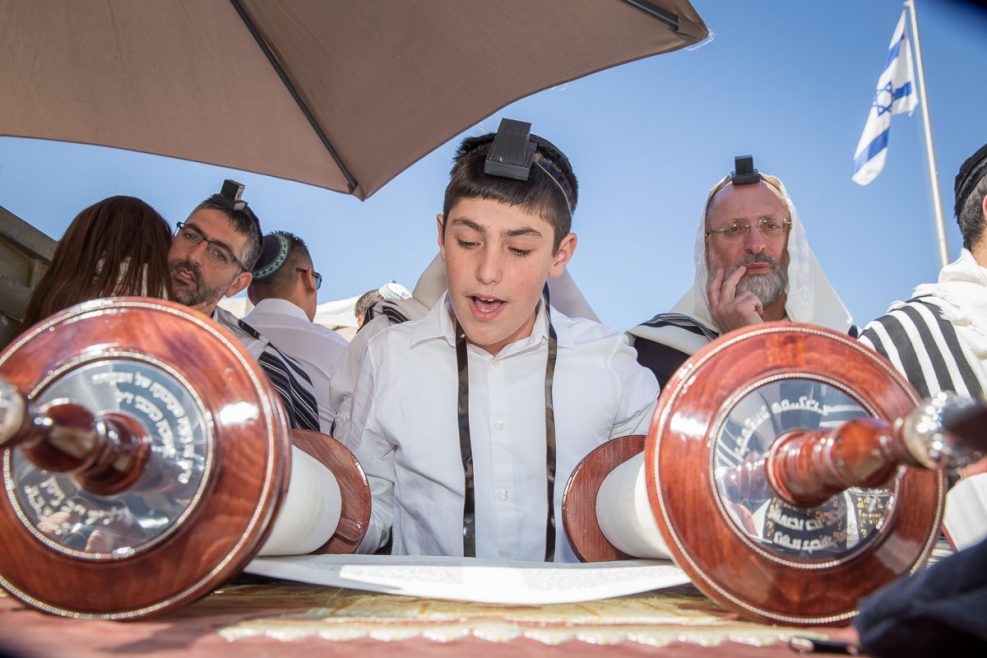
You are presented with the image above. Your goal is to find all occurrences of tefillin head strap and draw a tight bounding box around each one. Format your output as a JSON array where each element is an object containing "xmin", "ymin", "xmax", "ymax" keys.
[
  {"xmin": 533, "ymin": 157, "xmax": 573, "ymax": 216},
  {"xmin": 453, "ymin": 284, "xmax": 559, "ymax": 562},
  {"xmin": 253, "ymin": 232, "xmax": 291, "ymax": 280}
]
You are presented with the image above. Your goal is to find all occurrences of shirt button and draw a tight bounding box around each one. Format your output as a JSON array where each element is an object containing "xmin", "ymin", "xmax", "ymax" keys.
[
  {"xmin": 491, "ymin": 360, "xmax": 500, "ymax": 368},
  {"xmin": 498, "ymin": 489, "xmax": 509, "ymax": 501},
  {"xmin": 494, "ymin": 421, "xmax": 504, "ymax": 431}
]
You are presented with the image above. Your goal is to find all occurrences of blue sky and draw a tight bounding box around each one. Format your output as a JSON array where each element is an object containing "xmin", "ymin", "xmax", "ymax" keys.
[{"xmin": 2, "ymin": 0, "xmax": 986, "ymax": 332}]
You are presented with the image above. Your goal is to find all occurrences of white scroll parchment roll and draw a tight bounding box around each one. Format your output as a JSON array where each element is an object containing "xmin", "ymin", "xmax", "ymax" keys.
[
  {"xmin": 596, "ymin": 452, "xmax": 671, "ymax": 559},
  {"xmin": 259, "ymin": 446, "xmax": 342, "ymax": 556}
]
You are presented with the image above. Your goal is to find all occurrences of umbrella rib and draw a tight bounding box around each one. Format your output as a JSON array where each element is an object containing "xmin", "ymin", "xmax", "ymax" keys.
[
  {"xmin": 619, "ymin": 0, "xmax": 679, "ymax": 30},
  {"xmin": 228, "ymin": 0, "xmax": 360, "ymax": 195}
]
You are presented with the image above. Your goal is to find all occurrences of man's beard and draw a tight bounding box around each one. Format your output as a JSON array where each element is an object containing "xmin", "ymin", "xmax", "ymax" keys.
[
  {"xmin": 168, "ymin": 259, "xmax": 229, "ymax": 309},
  {"xmin": 734, "ymin": 253, "xmax": 787, "ymax": 306}
]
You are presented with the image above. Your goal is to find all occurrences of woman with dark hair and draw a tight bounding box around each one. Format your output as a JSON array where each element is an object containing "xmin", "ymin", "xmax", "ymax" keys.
[{"xmin": 21, "ymin": 195, "xmax": 172, "ymax": 327}]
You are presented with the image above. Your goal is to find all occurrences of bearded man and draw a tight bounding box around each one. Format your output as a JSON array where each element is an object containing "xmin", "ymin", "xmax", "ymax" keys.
[
  {"xmin": 629, "ymin": 156, "xmax": 854, "ymax": 387},
  {"xmin": 168, "ymin": 180, "xmax": 321, "ymax": 431}
]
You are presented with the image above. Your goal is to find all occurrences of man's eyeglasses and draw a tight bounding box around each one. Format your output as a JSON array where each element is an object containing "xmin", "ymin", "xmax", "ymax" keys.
[
  {"xmin": 296, "ymin": 268, "xmax": 323, "ymax": 290},
  {"xmin": 705, "ymin": 217, "xmax": 791, "ymax": 241},
  {"xmin": 175, "ymin": 222, "xmax": 249, "ymax": 270}
]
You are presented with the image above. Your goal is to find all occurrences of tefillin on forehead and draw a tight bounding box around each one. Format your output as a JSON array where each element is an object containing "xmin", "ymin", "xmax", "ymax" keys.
[
  {"xmin": 208, "ymin": 179, "xmax": 261, "ymax": 229},
  {"xmin": 730, "ymin": 155, "xmax": 761, "ymax": 186},
  {"xmin": 483, "ymin": 118, "xmax": 574, "ymax": 213},
  {"xmin": 707, "ymin": 155, "xmax": 771, "ymax": 205}
]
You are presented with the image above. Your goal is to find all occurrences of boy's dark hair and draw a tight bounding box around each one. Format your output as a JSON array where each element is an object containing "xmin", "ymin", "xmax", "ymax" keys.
[
  {"xmin": 248, "ymin": 231, "xmax": 311, "ymax": 299},
  {"xmin": 191, "ymin": 198, "xmax": 263, "ymax": 270},
  {"xmin": 442, "ymin": 132, "xmax": 578, "ymax": 252},
  {"xmin": 955, "ymin": 144, "xmax": 987, "ymax": 250}
]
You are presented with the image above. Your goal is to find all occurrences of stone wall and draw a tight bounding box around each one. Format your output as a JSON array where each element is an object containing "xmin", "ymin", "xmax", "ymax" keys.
[{"xmin": 0, "ymin": 206, "xmax": 54, "ymax": 349}]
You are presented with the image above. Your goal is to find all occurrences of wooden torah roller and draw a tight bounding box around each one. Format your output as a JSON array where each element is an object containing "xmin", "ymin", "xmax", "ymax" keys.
[
  {"xmin": 0, "ymin": 297, "xmax": 370, "ymax": 619},
  {"xmin": 563, "ymin": 322, "xmax": 987, "ymax": 626}
]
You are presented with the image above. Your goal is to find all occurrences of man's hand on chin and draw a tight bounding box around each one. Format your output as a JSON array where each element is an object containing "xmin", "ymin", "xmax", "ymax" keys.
[{"xmin": 707, "ymin": 266, "xmax": 764, "ymax": 335}]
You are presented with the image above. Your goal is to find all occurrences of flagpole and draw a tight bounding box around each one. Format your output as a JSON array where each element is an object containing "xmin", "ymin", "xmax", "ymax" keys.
[{"xmin": 905, "ymin": 0, "xmax": 950, "ymax": 267}]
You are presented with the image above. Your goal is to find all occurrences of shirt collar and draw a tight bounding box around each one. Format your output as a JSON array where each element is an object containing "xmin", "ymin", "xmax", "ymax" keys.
[
  {"xmin": 250, "ymin": 297, "xmax": 309, "ymax": 321},
  {"xmin": 409, "ymin": 291, "xmax": 456, "ymax": 348},
  {"xmin": 211, "ymin": 305, "xmax": 233, "ymax": 324}
]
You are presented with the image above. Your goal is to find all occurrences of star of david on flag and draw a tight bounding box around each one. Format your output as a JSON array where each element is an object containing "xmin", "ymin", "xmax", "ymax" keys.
[{"xmin": 852, "ymin": 10, "xmax": 918, "ymax": 186}]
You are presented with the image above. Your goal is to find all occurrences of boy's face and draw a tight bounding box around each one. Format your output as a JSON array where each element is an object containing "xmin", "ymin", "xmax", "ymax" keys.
[{"xmin": 438, "ymin": 197, "xmax": 576, "ymax": 356}]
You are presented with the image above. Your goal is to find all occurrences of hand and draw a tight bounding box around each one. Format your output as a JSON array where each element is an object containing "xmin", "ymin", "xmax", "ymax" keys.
[
  {"xmin": 960, "ymin": 455, "xmax": 987, "ymax": 478},
  {"xmin": 707, "ymin": 266, "xmax": 764, "ymax": 335}
]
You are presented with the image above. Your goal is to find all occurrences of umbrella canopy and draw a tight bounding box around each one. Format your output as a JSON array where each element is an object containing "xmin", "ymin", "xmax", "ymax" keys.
[{"xmin": 0, "ymin": 0, "xmax": 706, "ymax": 199}]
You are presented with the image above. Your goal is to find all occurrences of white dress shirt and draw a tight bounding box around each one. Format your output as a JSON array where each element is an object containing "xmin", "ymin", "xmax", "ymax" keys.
[
  {"xmin": 344, "ymin": 293, "xmax": 660, "ymax": 562},
  {"xmin": 245, "ymin": 298, "xmax": 349, "ymax": 433},
  {"xmin": 329, "ymin": 314, "xmax": 396, "ymax": 441}
]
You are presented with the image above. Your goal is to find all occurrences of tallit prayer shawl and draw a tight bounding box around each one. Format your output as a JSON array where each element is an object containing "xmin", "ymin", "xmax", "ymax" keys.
[
  {"xmin": 859, "ymin": 249, "xmax": 987, "ymax": 401},
  {"xmin": 214, "ymin": 307, "xmax": 321, "ymax": 431}
]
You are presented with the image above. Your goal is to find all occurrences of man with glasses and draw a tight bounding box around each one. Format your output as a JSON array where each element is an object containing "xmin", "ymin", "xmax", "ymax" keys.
[
  {"xmin": 629, "ymin": 156, "xmax": 854, "ymax": 387},
  {"xmin": 246, "ymin": 231, "xmax": 348, "ymax": 434},
  {"xmin": 168, "ymin": 180, "xmax": 321, "ymax": 431}
]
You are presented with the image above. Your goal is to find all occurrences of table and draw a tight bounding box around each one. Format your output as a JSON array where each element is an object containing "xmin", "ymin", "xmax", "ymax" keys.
[{"xmin": 0, "ymin": 581, "xmax": 861, "ymax": 658}]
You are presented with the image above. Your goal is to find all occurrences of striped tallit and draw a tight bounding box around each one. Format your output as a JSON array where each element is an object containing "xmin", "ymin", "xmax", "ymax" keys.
[
  {"xmin": 637, "ymin": 312, "xmax": 720, "ymax": 341},
  {"xmin": 627, "ymin": 312, "xmax": 719, "ymax": 388},
  {"xmin": 859, "ymin": 297, "xmax": 987, "ymax": 401},
  {"xmin": 214, "ymin": 308, "xmax": 321, "ymax": 431}
]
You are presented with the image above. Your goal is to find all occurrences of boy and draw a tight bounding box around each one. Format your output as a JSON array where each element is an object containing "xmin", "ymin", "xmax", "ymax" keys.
[{"xmin": 344, "ymin": 120, "xmax": 659, "ymax": 562}]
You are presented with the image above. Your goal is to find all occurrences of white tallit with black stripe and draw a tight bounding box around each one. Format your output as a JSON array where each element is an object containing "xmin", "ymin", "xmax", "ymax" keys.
[
  {"xmin": 859, "ymin": 249, "xmax": 987, "ymax": 401},
  {"xmin": 213, "ymin": 306, "xmax": 321, "ymax": 431}
]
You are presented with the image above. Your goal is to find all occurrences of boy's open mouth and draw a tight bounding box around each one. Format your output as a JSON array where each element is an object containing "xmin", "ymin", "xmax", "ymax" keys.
[{"xmin": 469, "ymin": 295, "xmax": 505, "ymax": 317}]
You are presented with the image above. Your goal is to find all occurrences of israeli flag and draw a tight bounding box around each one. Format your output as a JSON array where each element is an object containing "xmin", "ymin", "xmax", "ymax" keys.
[{"xmin": 852, "ymin": 11, "xmax": 918, "ymax": 186}]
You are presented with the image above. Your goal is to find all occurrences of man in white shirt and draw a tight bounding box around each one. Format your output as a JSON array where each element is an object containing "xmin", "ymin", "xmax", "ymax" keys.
[
  {"xmin": 246, "ymin": 231, "xmax": 348, "ymax": 434},
  {"xmin": 344, "ymin": 120, "xmax": 659, "ymax": 562}
]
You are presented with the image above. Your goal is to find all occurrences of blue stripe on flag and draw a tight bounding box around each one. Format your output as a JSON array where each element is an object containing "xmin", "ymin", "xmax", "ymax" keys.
[
  {"xmin": 883, "ymin": 35, "xmax": 903, "ymax": 68},
  {"xmin": 853, "ymin": 128, "xmax": 890, "ymax": 173},
  {"xmin": 893, "ymin": 82, "xmax": 913, "ymax": 101}
]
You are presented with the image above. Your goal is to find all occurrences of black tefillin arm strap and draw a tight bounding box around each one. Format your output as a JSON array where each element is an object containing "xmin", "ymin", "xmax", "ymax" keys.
[
  {"xmin": 453, "ymin": 286, "xmax": 559, "ymax": 561},
  {"xmin": 542, "ymin": 286, "xmax": 559, "ymax": 562},
  {"xmin": 455, "ymin": 321, "xmax": 477, "ymax": 558}
]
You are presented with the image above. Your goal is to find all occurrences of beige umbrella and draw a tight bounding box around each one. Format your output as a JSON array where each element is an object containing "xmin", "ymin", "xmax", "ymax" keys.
[{"xmin": 0, "ymin": 0, "xmax": 706, "ymax": 199}]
